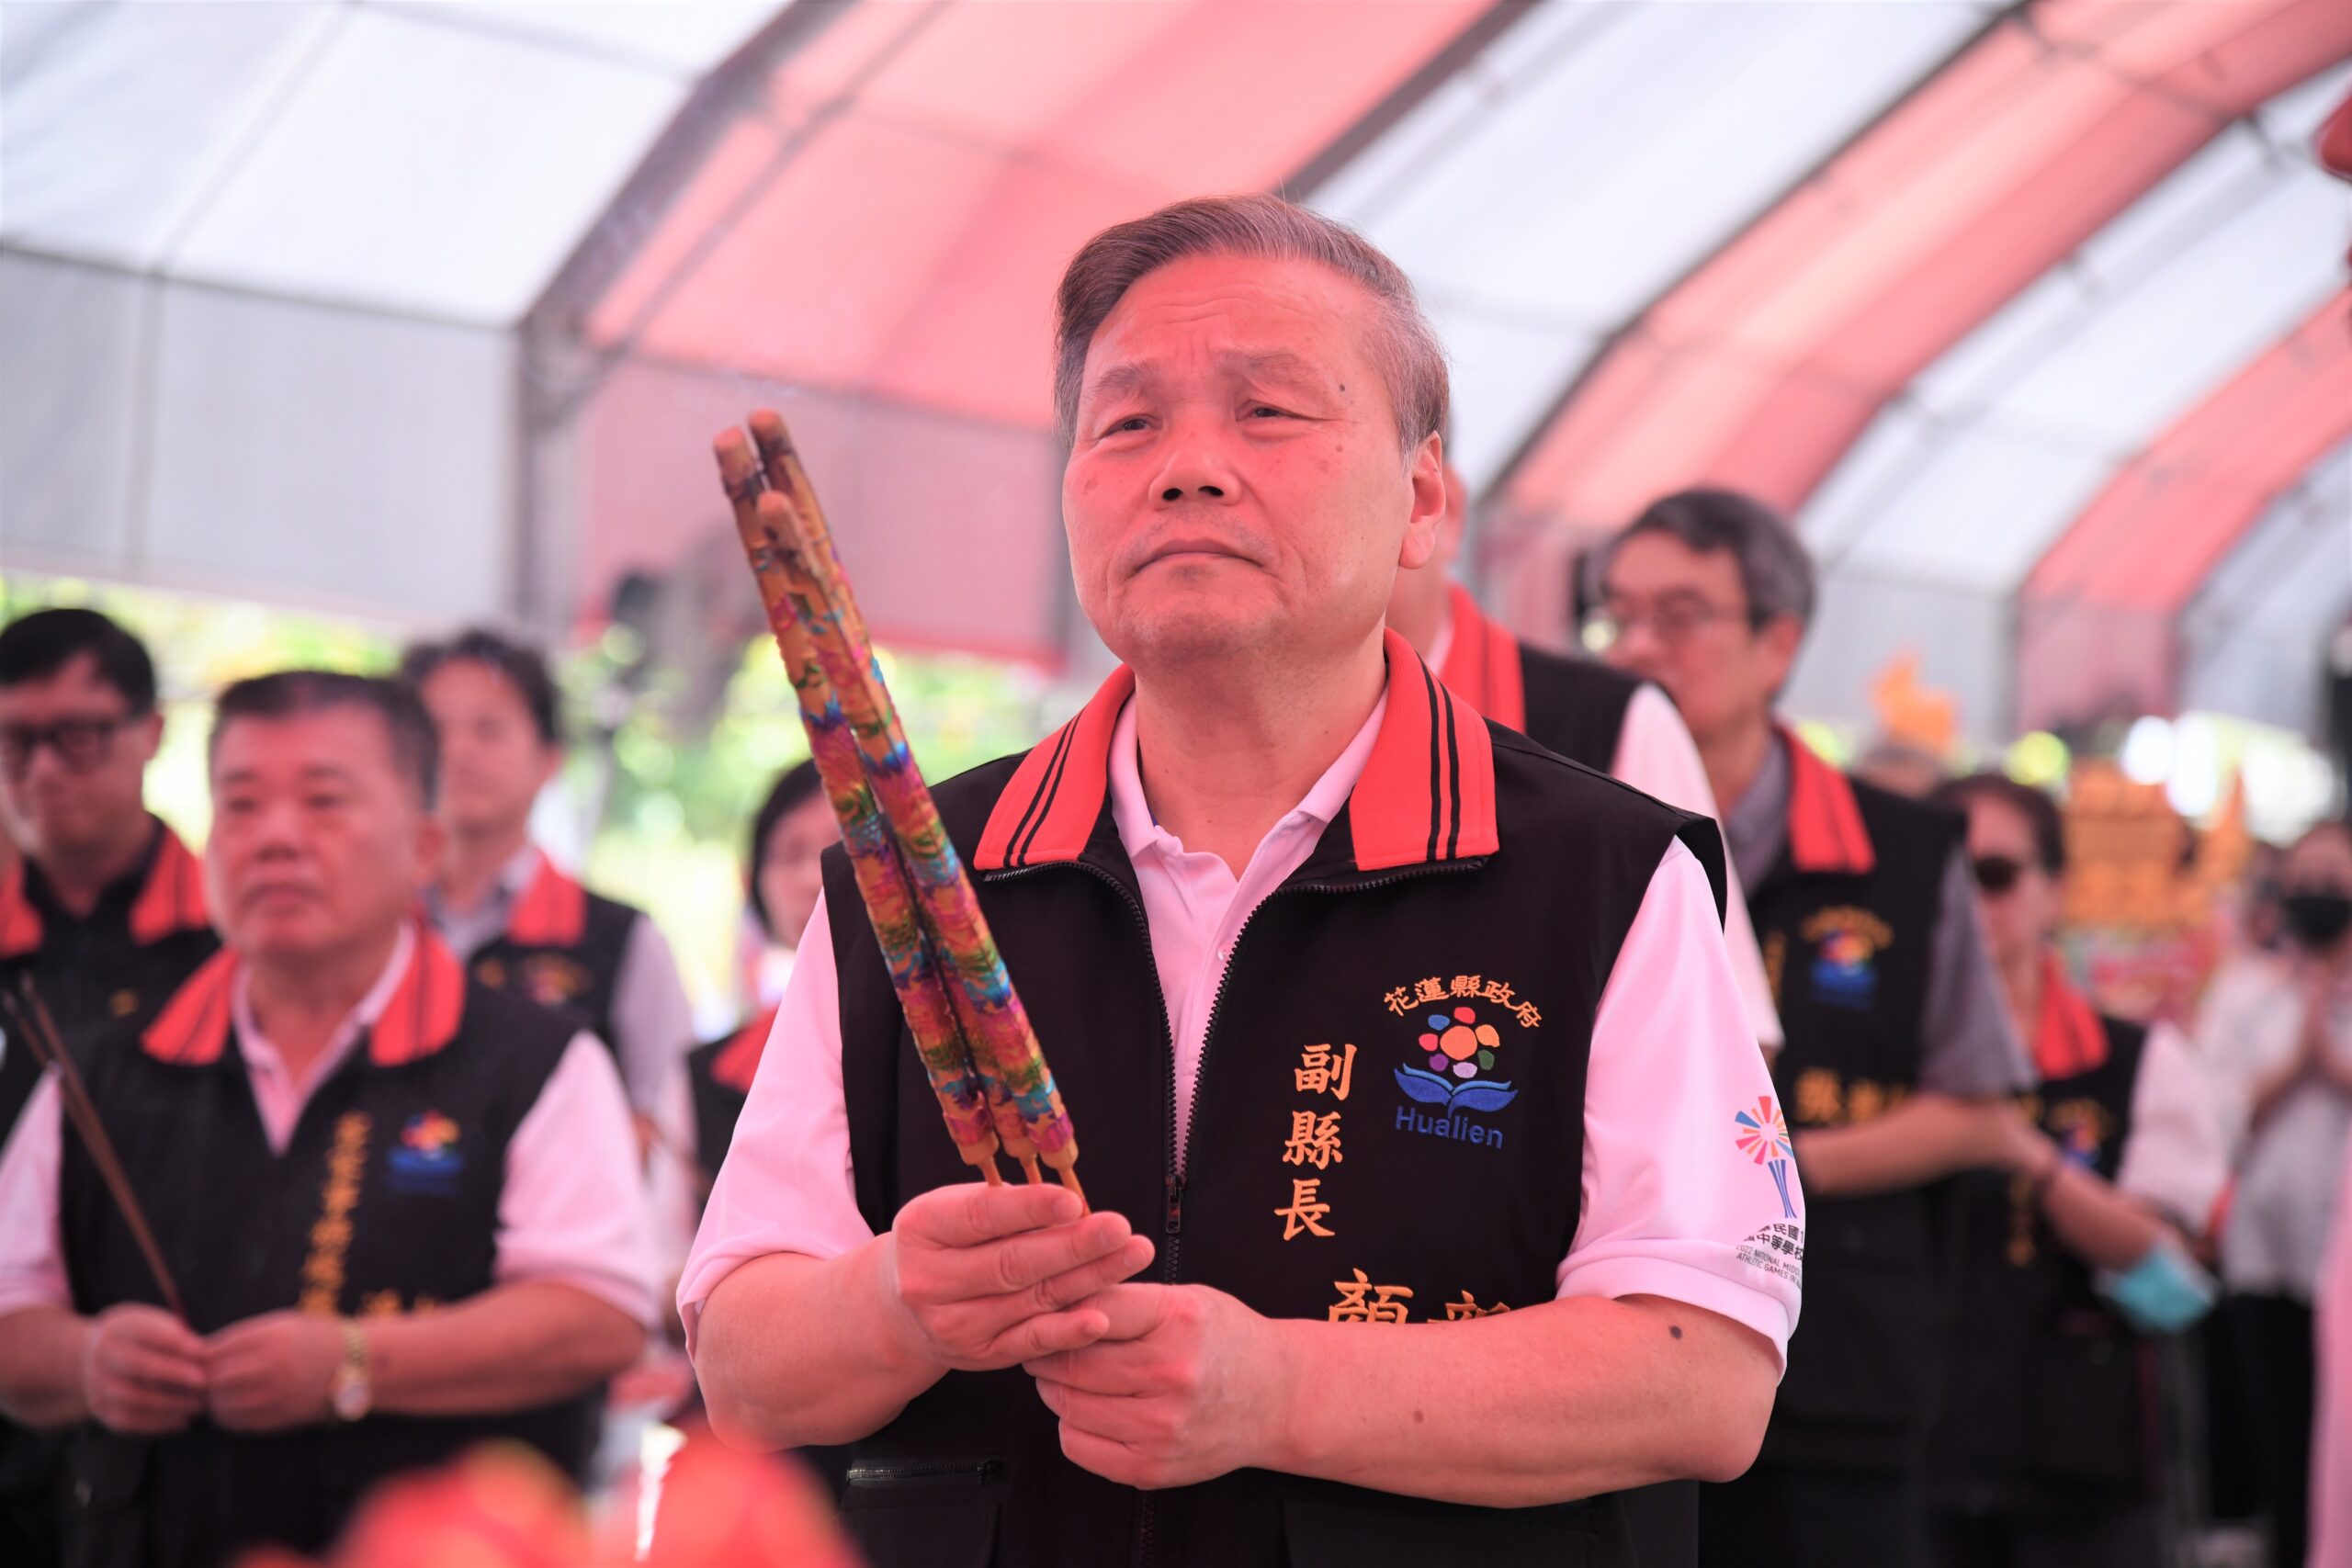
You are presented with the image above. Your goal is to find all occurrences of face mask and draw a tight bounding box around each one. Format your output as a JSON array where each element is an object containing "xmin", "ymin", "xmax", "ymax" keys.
[
  {"xmin": 2283, "ymin": 891, "xmax": 2352, "ymax": 948},
  {"xmin": 2097, "ymin": 1235, "xmax": 2217, "ymax": 1336}
]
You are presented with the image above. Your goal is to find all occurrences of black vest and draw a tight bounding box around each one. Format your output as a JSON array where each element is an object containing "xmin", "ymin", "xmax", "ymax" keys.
[
  {"xmin": 684, "ymin": 1010, "xmax": 772, "ymax": 1181},
  {"xmin": 1517, "ymin": 646, "xmax": 1640, "ymax": 774},
  {"xmin": 57, "ymin": 953, "xmax": 596, "ymax": 1568},
  {"xmin": 829, "ymin": 657, "xmax": 1724, "ymax": 1568},
  {"xmin": 0, "ymin": 823, "xmax": 217, "ymax": 1142},
  {"xmin": 468, "ymin": 892, "xmax": 638, "ymax": 1071},
  {"xmin": 1429, "ymin": 585, "xmax": 1638, "ymax": 772},
  {"xmin": 0, "ymin": 823, "xmax": 217, "ymax": 1558},
  {"xmin": 1929, "ymin": 1013, "xmax": 2156, "ymax": 1512},
  {"xmin": 1746, "ymin": 758, "xmax": 1964, "ymax": 1473}
]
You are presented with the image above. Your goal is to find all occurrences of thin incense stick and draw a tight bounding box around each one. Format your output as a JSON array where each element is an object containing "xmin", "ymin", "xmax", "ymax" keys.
[{"xmin": 6, "ymin": 977, "xmax": 185, "ymax": 1318}]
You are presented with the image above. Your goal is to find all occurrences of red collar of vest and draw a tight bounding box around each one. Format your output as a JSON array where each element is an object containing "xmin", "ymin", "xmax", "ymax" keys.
[
  {"xmin": 0, "ymin": 821, "xmax": 209, "ymax": 961},
  {"xmin": 711, "ymin": 1004, "xmax": 782, "ymax": 1093},
  {"xmin": 977, "ymin": 628, "xmax": 1498, "ymax": 874},
  {"xmin": 506, "ymin": 849, "xmax": 587, "ymax": 947},
  {"xmin": 2032, "ymin": 953, "xmax": 2109, "ymax": 1081},
  {"xmin": 141, "ymin": 924, "xmax": 469, "ymax": 1069},
  {"xmin": 1431, "ymin": 583, "xmax": 1526, "ymax": 732},
  {"xmin": 1782, "ymin": 728, "xmax": 1876, "ymax": 876}
]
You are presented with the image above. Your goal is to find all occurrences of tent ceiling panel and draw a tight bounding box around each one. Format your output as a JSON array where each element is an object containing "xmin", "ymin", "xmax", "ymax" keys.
[
  {"xmin": 1499, "ymin": 0, "xmax": 2352, "ymax": 530},
  {"xmin": 171, "ymin": 6, "xmax": 687, "ymax": 325},
  {"xmin": 2179, "ymin": 442, "xmax": 2351, "ymax": 734},
  {"xmin": 1815, "ymin": 118, "xmax": 2350, "ymax": 588},
  {"xmin": 372, "ymin": 0, "xmax": 776, "ymax": 75},
  {"xmin": 1314, "ymin": 0, "xmax": 1994, "ymax": 490},
  {"xmin": 0, "ymin": 0, "xmax": 336, "ymax": 271}
]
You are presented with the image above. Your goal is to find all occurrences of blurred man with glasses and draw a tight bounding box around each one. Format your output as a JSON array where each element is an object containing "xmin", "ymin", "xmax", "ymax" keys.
[
  {"xmin": 0, "ymin": 608, "xmax": 216, "ymax": 1567},
  {"xmin": 1597, "ymin": 491, "xmax": 2039, "ymax": 1568}
]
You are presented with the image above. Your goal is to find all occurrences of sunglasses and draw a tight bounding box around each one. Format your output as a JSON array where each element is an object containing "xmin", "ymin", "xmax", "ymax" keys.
[
  {"xmin": 0, "ymin": 714, "xmax": 144, "ymax": 779},
  {"xmin": 1973, "ymin": 855, "xmax": 2027, "ymax": 896}
]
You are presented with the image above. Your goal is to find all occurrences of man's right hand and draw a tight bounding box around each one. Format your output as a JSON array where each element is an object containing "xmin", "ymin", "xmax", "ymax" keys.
[
  {"xmin": 81, "ymin": 1303, "xmax": 207, "ymax": 1435},
  {"xmin": 885, "ymin": 1183, "xmax": 1154, "ymax": 1373}
]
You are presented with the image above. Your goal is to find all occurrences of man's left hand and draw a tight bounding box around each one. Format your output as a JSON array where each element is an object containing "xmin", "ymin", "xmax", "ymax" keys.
[
  {"xmin": 204, "ymin": 1312, "xmax": 343, "ymax": 1432},
  {"xmin": 1025, "ymin": 1283, "xmax": 1289, "ymax": 1490}
]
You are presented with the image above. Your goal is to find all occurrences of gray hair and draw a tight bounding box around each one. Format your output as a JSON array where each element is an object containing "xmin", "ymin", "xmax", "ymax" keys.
[
  {"xmin": 1610, "ymin": 488, "xmax": 1817, "ymax": 628},
  {"xmin": 1052, "ymin": 193, "xmax": 1448, "ymax": 453}
]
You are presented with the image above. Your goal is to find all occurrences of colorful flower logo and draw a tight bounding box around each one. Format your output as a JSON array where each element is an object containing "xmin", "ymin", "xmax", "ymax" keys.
[
  {"xmin": 1395, "ymin": 1005, "xmax": 1518, "ymax": 1113},
  {"xmin": 1734, "ymin": 1096, "xmax": 1797, "ymax": 1219},
  {"xmin": 388, "ymin": 1111, "xmax": 465, "ymax": 1195},
  {"xmin": 401, "ymin": 1111, "xmax": 459, "ymax": 1156}
]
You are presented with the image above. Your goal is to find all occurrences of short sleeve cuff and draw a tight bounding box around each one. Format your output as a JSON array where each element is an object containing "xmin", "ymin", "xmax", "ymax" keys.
[{"xmin": 1556, "ymin": 1253, "xmax": 1796, "ymax": 1376}]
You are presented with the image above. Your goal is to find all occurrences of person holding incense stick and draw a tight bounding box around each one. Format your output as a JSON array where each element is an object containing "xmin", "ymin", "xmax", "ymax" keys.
[
  {"xmin": 0, "ymin": 671, "xmax": 655, "ymax": 1568},
  {"xmin": 684, "ymin": 195, "xmax": 1795, "ymax": 1568},
  {"xmin": 0, "ymin": 607, "xmax": 216, "ymax": 1568}
]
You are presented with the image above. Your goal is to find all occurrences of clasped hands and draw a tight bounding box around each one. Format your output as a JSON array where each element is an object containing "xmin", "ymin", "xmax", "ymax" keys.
[
  {"xmin": 79, "ymin": 1303, "xmax": 345, "ymax": 1436},
  {"xmin": 884, "ymin": 1183, "xmax": 1289, "ymax": 1490}
]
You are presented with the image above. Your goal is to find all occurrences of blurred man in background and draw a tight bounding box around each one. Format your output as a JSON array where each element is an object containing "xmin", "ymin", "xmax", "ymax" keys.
[
  {"xmin": 0, "ymin": 607, "xmax": 217, "ymax": 1567},
  {"xmin": 401, "ymin": 630, "xmax": 695, "ymax": 1125},
  {"xmin": 1924, "ymin": 772, "xmax": 2226, "ymax": 1566},
  {"xmin": 0, "ymin": 671, "xmax": 652, "ymax": 1568},
  {"xmin": 1385, "ymin": 453, "xmax": 1781, "ymax": 1055},
  {"xmin": 1600, "ymin": 490, "xmax": 2038, "ymax": 1568}
]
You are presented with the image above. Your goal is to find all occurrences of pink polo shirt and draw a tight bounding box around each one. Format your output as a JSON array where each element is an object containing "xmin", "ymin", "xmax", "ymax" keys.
[
  {"xmin": 682, "ymin": 677, "xmax": 1804, "ymax": 1369},
  {"xmin": 0, "ymin": 924, "xmax": 661, "ymax": 1327}
]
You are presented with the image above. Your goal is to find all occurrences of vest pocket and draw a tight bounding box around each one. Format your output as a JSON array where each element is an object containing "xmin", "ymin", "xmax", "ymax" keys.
[
  {"xmin": 64, "ymin": 1430, "xmax": 148, "ymax": 1568},
  {"xmin": 2018, "ymin": 1319, "xmax": 2148, "ymax": 1494},
  {"xmin": 1281, "ymin": 1495, "xmax": 1602, "ymax": 1567},
  {"xmin": 1775, "ymin": 1201, "xmax": 1937, "ymax": 1441},
  {"xmin": 840, "ymin": 1460, "xmax": 1002, "ymax": 1568}
]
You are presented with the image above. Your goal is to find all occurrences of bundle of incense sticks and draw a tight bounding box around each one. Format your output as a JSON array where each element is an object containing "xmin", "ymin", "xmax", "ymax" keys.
[
  {"xmin": 714, "ymin": 415, "xmax": 1081, "ymax": 1201},
  {"xmin": 5, "ymin": 977, "xmax": 184, "ymax": 1317}
]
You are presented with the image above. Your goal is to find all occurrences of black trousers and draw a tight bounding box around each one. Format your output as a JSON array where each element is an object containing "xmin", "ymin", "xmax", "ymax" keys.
[
  {"xmin": 1697, "ymin": 1463, "xmax": 1926, "ymax": 1568},
  {"xmin": 2230, "ymin": 1292, "xmax": 2313, "ymax": 1568},
  {"xmin": 1926, "ymin": 1503, "xmax": 2159, "ymax": 1568}
]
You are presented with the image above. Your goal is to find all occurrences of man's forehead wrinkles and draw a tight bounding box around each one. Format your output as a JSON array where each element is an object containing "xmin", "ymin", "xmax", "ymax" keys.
[{"xmin": 1087, "ymin": 346, "xmax": 1340, "ymax": 398}]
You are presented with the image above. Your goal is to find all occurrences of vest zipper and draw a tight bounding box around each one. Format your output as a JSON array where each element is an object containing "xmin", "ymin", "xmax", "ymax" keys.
[{"xmin": 986, "ymin": 853, "xmax": 1485, "ymax": 1568}]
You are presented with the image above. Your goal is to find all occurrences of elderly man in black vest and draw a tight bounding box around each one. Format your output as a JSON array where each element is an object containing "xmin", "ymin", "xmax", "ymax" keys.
[
  {"xmin": 0, "ymin": 672, "xmax": 655, "ymax": 1568},
  {"xmin": 1597, "ymin": 491, "xmax": 2041, "ymax": 1568},
  {"xmin": 684, "ymin": 196, "xmax": 1801, "ymax": 1568}
]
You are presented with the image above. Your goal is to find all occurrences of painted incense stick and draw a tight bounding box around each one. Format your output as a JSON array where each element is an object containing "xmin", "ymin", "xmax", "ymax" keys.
[
  {"xmin": 715, "ymin": 413, "xmax": 1081, "ymax": 1201},
  {"xmin": 716, "ymin": 431, "xmax": 1001, "ymax": 1180}
]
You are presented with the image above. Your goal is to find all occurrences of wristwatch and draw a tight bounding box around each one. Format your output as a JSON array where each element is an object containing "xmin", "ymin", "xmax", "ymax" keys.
[{"xmin": 328, "ymin": 1320, "xmax": 372, "ymax": 1422}]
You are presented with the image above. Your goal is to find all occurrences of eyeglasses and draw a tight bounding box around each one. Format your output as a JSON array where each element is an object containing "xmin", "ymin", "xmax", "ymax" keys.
[
  {"xmin": 1972, "ymin": 855, "xmax": 2027, "ymax": 896},
  {"xmin": 1585, "ymin": 594, "xmax": 1762, "ymax": 649},
  {"xmin": 0, "ymin": 714, "xmax": 143, "ymax": 778}
]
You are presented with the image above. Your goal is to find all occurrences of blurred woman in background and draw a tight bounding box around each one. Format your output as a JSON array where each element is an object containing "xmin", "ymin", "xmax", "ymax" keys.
[{"xmin": 1923, "ymin": 773, "xmax": 2227, "ymax": 1566}]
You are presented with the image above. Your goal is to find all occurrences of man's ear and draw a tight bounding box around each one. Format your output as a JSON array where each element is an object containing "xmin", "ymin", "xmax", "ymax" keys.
[
  {"xmin": 413, "ymin": 809, "xmax": 447, "ymax": 886},
  {"xmin": 129, "ymin": 710, "xmax": 165, "ymax": 768},
  {"xmin": 1758, "ymin": 614, "xmax": 1805, "ymax": 692},
  {"xmin": 533, "ymin": 744, "xmax": 564, "ymax": 796},
  {"xmin": 1397, "ymin": 433, "xmax": 1447, "ymax": 571}
]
